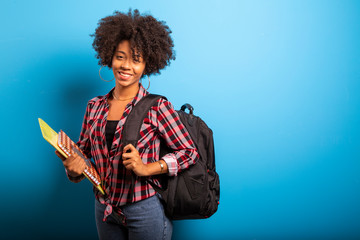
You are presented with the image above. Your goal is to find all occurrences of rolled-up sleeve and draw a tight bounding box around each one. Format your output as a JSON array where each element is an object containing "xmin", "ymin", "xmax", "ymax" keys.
[
  {"xmin": 156, "ymin": 99, "xmax": 199, "ymax": 176},
  {"xmin": 161, "ymin": 154, "xmax": 178, "ymax": 176}
]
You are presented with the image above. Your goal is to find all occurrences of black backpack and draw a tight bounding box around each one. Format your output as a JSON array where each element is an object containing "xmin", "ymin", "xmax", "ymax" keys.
[{"xmin": 122, "ymin": 94, "xmax": 220, "ymax": 220}]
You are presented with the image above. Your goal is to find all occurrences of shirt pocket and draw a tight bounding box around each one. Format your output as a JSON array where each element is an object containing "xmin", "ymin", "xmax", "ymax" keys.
[{"xmin": 137, "ymin": 118, "xmax": 157, "ymax": 150}]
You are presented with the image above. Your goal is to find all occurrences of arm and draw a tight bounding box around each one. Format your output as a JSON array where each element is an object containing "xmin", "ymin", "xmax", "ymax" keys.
[
  {"xmin": 54, "ymin": 102, "xmax": 93, "ymax": 182},
  {"xmin": 122, "ymin": 98, "xmax": 199, "ymax": 177},
  {"xmin": 155, "ymin": 99, "xmax": 199, "ymax": 176},
  {"xmin": 122, "ymin": 144, "xmax": 168, "ymax": 176},
  {"xmin": 55, "ymin": 150, "xmax": 86, "ymax": 182}
]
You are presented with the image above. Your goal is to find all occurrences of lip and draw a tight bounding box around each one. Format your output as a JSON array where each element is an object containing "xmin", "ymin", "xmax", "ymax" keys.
[{"xmin": 117, "ymin": 71, "xmax": 133, "ymax": 80}]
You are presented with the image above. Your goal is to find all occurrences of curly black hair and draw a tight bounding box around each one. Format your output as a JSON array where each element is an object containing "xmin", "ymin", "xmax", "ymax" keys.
[{"xmin": 91, "ymin": 9, "xmax": 175, "ymax": 76}]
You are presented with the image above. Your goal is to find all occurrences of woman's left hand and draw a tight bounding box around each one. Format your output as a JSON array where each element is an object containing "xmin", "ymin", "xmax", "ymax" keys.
[{"xmin": 122, "ymin": 144, "xmax": 148, "ymax": 176}]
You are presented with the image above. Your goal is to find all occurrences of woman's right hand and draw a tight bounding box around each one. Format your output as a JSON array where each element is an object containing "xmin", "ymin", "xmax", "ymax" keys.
[{"xmin": 55, "ymin": 150, "xmax": 86, "ymax": 177}]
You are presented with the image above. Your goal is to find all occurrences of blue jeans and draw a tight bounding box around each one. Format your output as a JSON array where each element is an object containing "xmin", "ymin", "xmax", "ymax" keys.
[{"xmin": 95, "ymin": 195, "xmax": 173, "ymax": 240}]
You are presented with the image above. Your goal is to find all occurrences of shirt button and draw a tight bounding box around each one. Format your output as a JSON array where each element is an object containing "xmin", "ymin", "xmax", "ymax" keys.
[{"xmin": 105, "ymin": 205, "xmax": 112, "ymax": 212}]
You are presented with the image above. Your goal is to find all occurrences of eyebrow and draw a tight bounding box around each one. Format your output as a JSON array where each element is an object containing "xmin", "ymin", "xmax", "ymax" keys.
[{"xmin": 116, "ymin": 51, "xmax": 126, "ymax": 54}]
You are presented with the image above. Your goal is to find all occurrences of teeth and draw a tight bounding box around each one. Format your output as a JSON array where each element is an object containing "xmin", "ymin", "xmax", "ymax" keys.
[{"xmin": 120, "ymin": 72, "xmax": 131, "ymax": 77}]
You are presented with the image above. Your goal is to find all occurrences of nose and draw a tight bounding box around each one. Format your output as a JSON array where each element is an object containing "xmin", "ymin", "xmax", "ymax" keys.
[{"xmin": 120, "ymin": 58, "xmax": 131, "ymax": 70}]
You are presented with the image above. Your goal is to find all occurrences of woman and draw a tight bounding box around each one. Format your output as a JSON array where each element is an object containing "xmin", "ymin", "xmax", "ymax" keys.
[{"xmin": 56, "ymin": 9, "xmax": 199, "ymax": 240}]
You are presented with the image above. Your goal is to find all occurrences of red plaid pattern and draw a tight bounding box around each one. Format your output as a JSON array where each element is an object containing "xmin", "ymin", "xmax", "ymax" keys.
[{"xmin": 74, "ymin": 84, "xmax": 199, "ymax": 208}]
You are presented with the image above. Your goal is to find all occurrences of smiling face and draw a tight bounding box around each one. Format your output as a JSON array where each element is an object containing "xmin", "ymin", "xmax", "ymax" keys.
[{"xmin": 112, "ymin": 40, "xmax": 146, "ymax": 89}]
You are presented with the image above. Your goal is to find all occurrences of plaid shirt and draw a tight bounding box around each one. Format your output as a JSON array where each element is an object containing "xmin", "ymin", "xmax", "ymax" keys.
[{"xmin": 70, "ymin": 84, "xmax": 199, "ymax": 217}]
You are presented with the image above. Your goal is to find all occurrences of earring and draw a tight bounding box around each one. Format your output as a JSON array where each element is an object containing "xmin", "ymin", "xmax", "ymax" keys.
[
  {"xmin": 145, "ymin": 75, "xmax": 150, "ymax": 90},
  {"xmin": 99, "ymin": 65, "xmax": 114, "ymax": 82},
  {"xmin": 140, "ymin": 75, "xmax": 150, "ymax": 90}
]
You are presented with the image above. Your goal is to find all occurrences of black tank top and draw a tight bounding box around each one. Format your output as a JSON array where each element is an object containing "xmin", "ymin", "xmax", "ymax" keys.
[{"xmin": 105, "ymin": 120, "xmax": 119, "ymax": 151}]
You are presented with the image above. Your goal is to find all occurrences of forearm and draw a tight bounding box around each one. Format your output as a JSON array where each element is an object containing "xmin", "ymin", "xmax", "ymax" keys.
[
  {"xmin": 156, "ymin": 99, "xmax": 199, "ymax": 176},
  {"xmin": 144, "ymin": 160, "xmax": 168, "ymax": 176}
]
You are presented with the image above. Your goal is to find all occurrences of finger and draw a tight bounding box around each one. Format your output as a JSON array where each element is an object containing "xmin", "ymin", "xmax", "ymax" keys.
[
  {"xmin": 123, "ymin": 160, "xmax": 133, "ymax": 169},
  {"xmin": 80, "ymin": 159, "xmax": 87, "ymax": 172},
  {"xmin": 64, "ymin": 155, "xmax": 83, "ymax": 169},
  {"xmin": 75, "ymin": 155, "xmax": 84, "ymax": 162},
  {"xmin": 123, "ymin": 151, "xmax": 138, "ymax": 160},
  {"xmin": 69, "ymin": 159, "xmax": 85, "ymax": 175},
  {"xmin": 69, "ymin": 151, "xmax": 79, "ymax": 159},
  {"xmin": 65, "ymin": 156, "xmax": 77, "ymax": 166},
  {"xmin": 122, "ymin": 158, "xmax": 132, "ymax": 165},
  {"xmin": 122, "ymin": 152, "xmax": 132, "ymax": 160},
  {"xmin": 123, "ymin": 144, "xmax": 136, "ymax": 153},
  {"xmin": 71, "ymin": 155, "xmax": 85, "ymax": 166},
  {"xmin": 55, "ymin": 151, "xmax": 66, "ymax": 161},
  {"xmin": 78, "ymin": 158, "xmax": 86, "ymax": 169}
]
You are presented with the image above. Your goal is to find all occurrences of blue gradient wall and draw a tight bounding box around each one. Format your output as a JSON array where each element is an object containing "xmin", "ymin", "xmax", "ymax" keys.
[{"xmin": 1, "ymin": 0, "xmax": 360, "ymax": 239}]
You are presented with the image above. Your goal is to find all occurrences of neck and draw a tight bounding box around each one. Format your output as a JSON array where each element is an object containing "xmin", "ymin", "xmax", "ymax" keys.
[{"xmin": 114, "ymin": 83, "xmax": 139, "ymax": 99}]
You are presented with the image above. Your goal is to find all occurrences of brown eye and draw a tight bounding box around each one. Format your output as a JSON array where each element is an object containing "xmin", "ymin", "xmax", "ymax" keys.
[{"xmin": 133, "ymin": 54, "xmax": 142, "ymax": 63}]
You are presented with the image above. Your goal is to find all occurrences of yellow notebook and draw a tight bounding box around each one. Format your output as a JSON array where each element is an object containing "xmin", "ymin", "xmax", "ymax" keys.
[{"xmin": 39, "ymin": 118, "xmax": 105, "ymax": 195}]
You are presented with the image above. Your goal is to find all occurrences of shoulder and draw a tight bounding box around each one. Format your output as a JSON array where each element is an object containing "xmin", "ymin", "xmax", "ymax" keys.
[
  {"xmin": 150, "ymin": 96, "xmax": 179, "ymax": 120},
  {"xmin": 88, "ymin": 95, "xmax": 106, "ymax": 104},
  {"xmin": 82, "ymin": 95, "xmax": 108, "ymax": 119},
  {"xmin": 151, "ymin": 95, "xmax": 174, "ymax": 111},
  {"xmin": 86, "ymin": 94, "xmax": 107, "ymax": 108}
]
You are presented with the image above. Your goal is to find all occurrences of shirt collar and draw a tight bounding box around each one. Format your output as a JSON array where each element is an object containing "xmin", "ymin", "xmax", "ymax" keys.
[{"xmin": 131, "ymin": 83, "xmax": 148, "ymax": 106}]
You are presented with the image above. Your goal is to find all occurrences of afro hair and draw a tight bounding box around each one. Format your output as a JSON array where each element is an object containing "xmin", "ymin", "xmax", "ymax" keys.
[{"xmin": 91, "ymin": 9, "xmax": 175, "ymax": 76}]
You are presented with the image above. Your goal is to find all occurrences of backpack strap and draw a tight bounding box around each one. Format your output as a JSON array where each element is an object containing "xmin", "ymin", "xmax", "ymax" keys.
[
  {"xmin": 121, "ymin": 94, "xmax": 166, "ymax": 148},
  {"xmin": 121, "ymin": 93, "xmax": 166, "ymax": 201}
]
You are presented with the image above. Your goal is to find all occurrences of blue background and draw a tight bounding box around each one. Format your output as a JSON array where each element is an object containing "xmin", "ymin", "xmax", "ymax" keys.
[{"xmin": 1, "ymin": 0, "xmax": 360, "ymax": 239}]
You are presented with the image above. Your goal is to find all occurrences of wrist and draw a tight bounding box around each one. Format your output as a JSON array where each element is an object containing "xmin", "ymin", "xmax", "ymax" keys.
[
  {"xmin": 142, "ymin": 164, "xmax": 152, "ymax": 177},
  {"xmin": 141, "ymin": 160, "xmax": 167, "ymax": 176},
  {"xmin": 66, "ymin": 169, "xmax": 82, "ymax": 178},
  {"xmin": 68, "ymin": 173, "xmax": 82, "ymax": 178},
  {"xmin": 67, "ymin": 171, "xmax": 84, "ymax": 182},
  {"xmin": 158, "ymin": 160, "xmax": 164, "ymax": 173}
]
